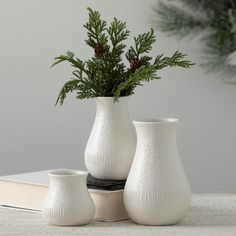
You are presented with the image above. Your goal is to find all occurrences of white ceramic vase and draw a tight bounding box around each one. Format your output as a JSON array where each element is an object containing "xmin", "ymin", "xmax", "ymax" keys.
[
  {"xmin": 124, "ymin": 118, "xmax": 191, "ymax": 225},
  {"xmin": 85, "ymin": 96, "xmax": 136, "ymax": 180},
  {"xmin": 42, "ymin": 170, "xmax": 95, "ymax": 226}
]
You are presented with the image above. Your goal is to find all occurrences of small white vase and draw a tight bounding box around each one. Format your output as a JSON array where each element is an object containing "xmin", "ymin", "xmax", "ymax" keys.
[
  {"xmin": 42, "ymin": 170, "xmax": 95, "ymax": 226},
  {"xmin": 124, "ymin": 118, "xmax": 191, "ymax": 225},
  {"xmin": 85, "ymin": 96, "xmax": 136, "ymax": 180}
]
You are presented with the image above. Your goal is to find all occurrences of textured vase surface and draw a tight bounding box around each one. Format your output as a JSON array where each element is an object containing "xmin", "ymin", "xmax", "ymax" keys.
[
  {"xmin": 85, "ymin": 96, "xmax": 136, "ymax": 180},
  {"xmin": 42, "ymin": 170, "xmax": 95, "ymax": 226},
  {"xmin": 124, "ymin": 118, "xmax": 191, "ymax": 225}
]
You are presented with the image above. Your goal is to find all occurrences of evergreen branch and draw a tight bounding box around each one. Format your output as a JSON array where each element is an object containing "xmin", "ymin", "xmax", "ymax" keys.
[
  {"xmin": 113, "ymin": 65, "xmax": 160, "ymax": 100},
  {"xmin": 55, "ymin": 79, "xmax": 80, "ymax": 105},
  {"xmin": 75, "ymin": 78, "xmax": 98, "ymax": 99},
  {"xmin": 156, "ymin": 2, "xmax": 206, "ymax": 38},
  {"xmin": 154, "ymin": 51, "xmax": 195, "ymax": 69},
  {"xmin": 126, "ymin": 28, "xmax": 155, "ymax": 61},
  {"xmin": 140, "ymin": 55, "xmax": 152, "ymax": 66},
  {"xmin": 84, "ymin": 7, "xmax": 108, "ymax": 48},
  {"xmin": 135, "ymin": 28, "xmax": 156, "ymax": 55},
  {"xmin": 52, "ymin": 7, "xmax": 194, "ymax": 104},
  {"xmin": 51, "ymin": 51, "xmax": 88, "ymax": 75},
  {"xmin": 107, "ymin": 18, "xmax": 130, "ymax": 64},
  {"xmin": 107, "ymin": 18, "xmax": 129, "ymax": 47},
  {"xmin": 155, "ymin": 0, "xmax": 236, "ymax": 77}
]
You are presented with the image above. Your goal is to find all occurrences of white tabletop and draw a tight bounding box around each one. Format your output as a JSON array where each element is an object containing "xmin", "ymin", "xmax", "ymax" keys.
[{"xmin": 1, "ymin": 194, "xmax": 236, "ymax": 236}]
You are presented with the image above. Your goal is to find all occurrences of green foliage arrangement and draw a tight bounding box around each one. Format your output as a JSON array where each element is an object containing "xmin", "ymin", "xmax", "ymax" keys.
[
  {"xmin": 52, "ymin": 7, "xmax": 194, "ymax": 104},
  {"xmin": 156, "ymin": 0, "xmax": 236, "ymax": 76}
]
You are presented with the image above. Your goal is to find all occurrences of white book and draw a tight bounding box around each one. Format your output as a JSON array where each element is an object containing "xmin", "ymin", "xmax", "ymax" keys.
[{"xmin": 0, "ymin": 169, "xmax": 129, "ymax": 221}]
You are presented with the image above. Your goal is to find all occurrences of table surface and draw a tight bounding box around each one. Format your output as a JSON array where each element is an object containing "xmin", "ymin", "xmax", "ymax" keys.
[{"xmin": 1, "ymin": 194, "xmax": 236, "ymax": 236}]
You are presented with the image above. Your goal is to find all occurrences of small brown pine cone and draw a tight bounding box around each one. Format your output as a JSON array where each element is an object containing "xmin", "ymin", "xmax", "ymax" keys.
[
  {"xmin": 94, "ymin": 44, "xmax": 105, "ymax": 57},
  {"xmin": 130, "ymin": 58, "xmax": 142, "ymax": 71}
]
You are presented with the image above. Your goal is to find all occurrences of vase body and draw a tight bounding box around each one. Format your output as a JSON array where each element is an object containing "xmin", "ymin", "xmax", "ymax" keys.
[
  {"xmin": 124, "ymin": 119, "xmax": 191, "ymax": 225},
  {"xmin": 85, "ymin": 96, "xmax": 136, "ymax": 180},
  {"xmin": 42, "ymin": 170, "xmax": 95, "ymax": 226}
]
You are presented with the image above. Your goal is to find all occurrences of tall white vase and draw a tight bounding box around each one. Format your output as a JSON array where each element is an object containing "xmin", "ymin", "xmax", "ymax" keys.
[
  {"xmin": 42, "ymin": 170, "xmax": 95, "ymax": 226},
  {"xmin": 85, "ymin": 96, "xmax": 136, "ymax": 180},
  {"xmin": 124, "ymin": 118, "xmax": 191, "ymax": 225}
]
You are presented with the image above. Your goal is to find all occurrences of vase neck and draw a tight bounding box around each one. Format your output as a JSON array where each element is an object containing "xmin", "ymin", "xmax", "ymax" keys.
[
  {"xmin": 95, "ymin": 97, "xmax": 130, "ymax": 119},
  {"xmin": 48, "ymin": 170, "xmax": 87, "ymax": 189},
  {"xmin": 134, "ymin": 119, "xmax": 178, "ymax": 142}
]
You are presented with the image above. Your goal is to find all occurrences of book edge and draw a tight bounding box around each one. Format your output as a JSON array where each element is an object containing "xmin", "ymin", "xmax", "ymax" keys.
[{"xmin": 0, "ymin": 178, "xmax": 48, "ymax": 187}]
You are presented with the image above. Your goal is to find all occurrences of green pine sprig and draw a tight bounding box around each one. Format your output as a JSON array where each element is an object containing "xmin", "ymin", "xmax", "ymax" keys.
[
  {"xmin": 84, "ymin": 7, "xmax": 108, "ymax": 47},
  {"xmin": 155, "ymin": 0, "xmax": 236, "ymax": 75},
  {"xmin": 52, "ymin": 7, "xmax": 194, "ymax": 105}
]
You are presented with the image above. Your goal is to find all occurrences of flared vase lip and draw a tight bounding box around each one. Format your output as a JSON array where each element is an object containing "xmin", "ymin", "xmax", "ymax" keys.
[
  {"xmin": 95, "ymin": 95, "xmax": 131, "ymax": 100},
  {"xmin": 48, "ymin": 169, "xmax": 88, "ymax": 177},
  {"xmin": 133, "ymin": 118, "xmax": 179, "ymax": 124}
]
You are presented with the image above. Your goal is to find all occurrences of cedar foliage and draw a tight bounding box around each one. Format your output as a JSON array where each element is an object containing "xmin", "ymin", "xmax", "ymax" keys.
[
  {"xmin": 156, "ymin": 0, "xmax": 236, "ymax": 74},
  {"xmin": 52, "ymin": 7, "xmax": 194, "ymax": 104}
]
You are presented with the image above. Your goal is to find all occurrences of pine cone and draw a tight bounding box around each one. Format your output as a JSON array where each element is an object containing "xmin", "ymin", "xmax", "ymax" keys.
[
  {"xmin": 130, "ymin": 58, "xmax": 142, "ymax": 71},
  {"xmin": 94, "ymin": 44, "xmax": 106, "ymax": 57}
]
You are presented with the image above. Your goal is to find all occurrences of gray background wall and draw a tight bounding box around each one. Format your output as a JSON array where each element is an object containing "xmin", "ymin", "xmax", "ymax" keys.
[{"xmin": 0, "ymin": 0, "xmax": 235, "ymax": 193}]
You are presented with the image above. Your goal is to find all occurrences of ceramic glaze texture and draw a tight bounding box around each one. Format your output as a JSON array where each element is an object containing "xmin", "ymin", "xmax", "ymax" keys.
[
  {"xmin": 85, "ymin": 97, "xmax": 136, "ymax": 179},
  {"xmin": 124, "ymin": 119, "xmax": 191, "ymax": 225},
  {"xmin": 42, "ymin": 170, "xmax": 95, "ymax": 226}
]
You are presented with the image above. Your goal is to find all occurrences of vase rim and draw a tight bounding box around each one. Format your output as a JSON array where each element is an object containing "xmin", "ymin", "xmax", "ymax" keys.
[
  {"xmin": 133, "ymin": 118, "xmax": 179, "ymax": 124},
  {"xmin": 96, "ymin": 95, "xmax": 130, "ymax": 99},
  {"xmin": 49, "ymin": 169, "xmax": 88, "ymax": 177}
]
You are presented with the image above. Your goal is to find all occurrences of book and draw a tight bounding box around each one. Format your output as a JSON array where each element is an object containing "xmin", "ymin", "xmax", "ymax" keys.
[
  {"xmin": 87, "ymin": 173, "xmax": 126, "ymax": 191},
  {"xmin": 0, "ymin": 169, "xmax": 129, "ymax": 221}
]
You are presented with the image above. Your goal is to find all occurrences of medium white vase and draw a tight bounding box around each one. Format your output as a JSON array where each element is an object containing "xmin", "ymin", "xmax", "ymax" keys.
[
  {"xmin": 42, "ymin": 170, "xmax": 95, "ymax": 226},
  {"xmin": 85, "ymin": 96, "xmax": 136, "ymax": 180},
  {"xmin": 124, "ymin": 118, "xmax": 191, "ymax": 225}
]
